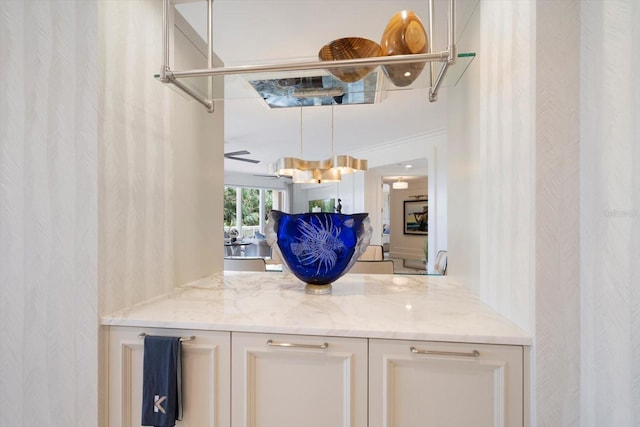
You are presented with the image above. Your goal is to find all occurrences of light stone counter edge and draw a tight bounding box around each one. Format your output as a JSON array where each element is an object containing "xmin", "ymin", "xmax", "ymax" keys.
[{"xmin": 101, "ymin": 272, "xmax": 532, "ymax": 346}]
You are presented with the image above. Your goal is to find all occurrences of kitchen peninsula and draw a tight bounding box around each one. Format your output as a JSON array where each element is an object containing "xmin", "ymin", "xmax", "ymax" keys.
[{"xmin": 103, "ymin": 272, "xmax": 531, "ymax": 427}]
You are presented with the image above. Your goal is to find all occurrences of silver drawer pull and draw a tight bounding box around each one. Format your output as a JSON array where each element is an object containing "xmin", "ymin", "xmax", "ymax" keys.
[
  {"xmin": 267, "ymin": 339, "xmax": 329, "ymax": 350},
  {"xmin": 410, "ymin": 346, "xmax": 480, "ymax": 358}
]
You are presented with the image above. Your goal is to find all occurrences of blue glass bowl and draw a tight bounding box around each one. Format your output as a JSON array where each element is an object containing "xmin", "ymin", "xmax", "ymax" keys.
[{"xmin": 266, "ymin": 210, "xmax": 372, "ymax": 293}]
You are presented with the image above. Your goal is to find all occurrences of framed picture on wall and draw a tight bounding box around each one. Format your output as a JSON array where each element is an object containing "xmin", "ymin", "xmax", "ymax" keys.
[{"xmin": 403, "ymin": 199, "xmax": 428, "ymax": 235}]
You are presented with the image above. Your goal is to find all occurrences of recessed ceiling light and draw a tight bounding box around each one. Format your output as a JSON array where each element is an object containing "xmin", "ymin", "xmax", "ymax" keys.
[{"xmin": 405, "ymin": 164, "xmax": 413, "ymax": 169}]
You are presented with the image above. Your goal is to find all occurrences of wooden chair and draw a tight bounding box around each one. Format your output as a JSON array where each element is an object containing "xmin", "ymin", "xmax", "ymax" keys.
[
  {"xmin": 348, "ymin": 260, "xmax": 395, "ymax": 274},
  {"xmin": 433, "ymin": 250, "xmax": 448, "ymax": 275},
  {"xmin": 223, "ymin": 257, "xmax": 266, "ymax": 272}
]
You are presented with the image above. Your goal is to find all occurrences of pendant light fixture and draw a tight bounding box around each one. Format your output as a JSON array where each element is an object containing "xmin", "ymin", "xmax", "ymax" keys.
[
  {"xmin": 392, "ymin": 177, "xmax": 409, "ymax": 189},
  {"xmin": 276, "ymin": 106, "xmax": 367, "ymax": 184}
]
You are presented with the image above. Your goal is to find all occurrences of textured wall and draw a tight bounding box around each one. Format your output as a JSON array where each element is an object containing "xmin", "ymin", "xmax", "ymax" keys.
[
  {"xmin": 448, "ymin": 0, "xmax": 536, "ymax": 331},
  {"xmin": 98, "ymin": 0, "xmax": 174, "ymax": 315},
  {"xmin": 580, "ymin": 1, "xmax": 640, "ymax": 425},
  {"xmin": 450, "ymin": 1, "xmax": 640, "ymax": 426},
  {"xmin": 477, "ymin": 0, "xmax": 537, "ymax": 332},
  {"xmin": 98, "ymin": 0, "xmax": 223, "ymax": 316},
  {"xmin": 536, "ymin": 1, "xmax": 581, "ymax": 426},
  {"xmin": 0, "ymin": 1, "xmax": 98, "ymax": 426},
  {"xmin": 0, "ymin": 1, "xmax": 223, "ymax": 424},
  {"xmin": 447, "ymin": 0, "xmax": 482, "ymax": 301},
  {"xmin": 534, "ymin": 1, "xmax": 640, "ymax": 425},
  {"xmin": 170, "ymin": 11, "xmax": 223, "ymax": 288}
]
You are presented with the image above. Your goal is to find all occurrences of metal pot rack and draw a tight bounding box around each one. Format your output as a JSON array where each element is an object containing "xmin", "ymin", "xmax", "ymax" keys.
[{"xmin": 159, "ymin": 0, "xmax": 460, "ymax": 113}]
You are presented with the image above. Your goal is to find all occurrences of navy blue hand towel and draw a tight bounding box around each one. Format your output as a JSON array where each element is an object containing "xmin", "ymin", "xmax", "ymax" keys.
[{"xmin": 141, "ymin": 336, "xmax": 183, "ymax": 427}]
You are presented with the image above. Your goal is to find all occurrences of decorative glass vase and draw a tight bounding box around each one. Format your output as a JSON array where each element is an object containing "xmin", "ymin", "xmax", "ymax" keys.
[
  {"xmin": 266, "ymin": 210, "xmax": 372, "ymax": 294},
  {"xmin": 380, "ymin": 10, "xmax": 429, "ymax": 87}
]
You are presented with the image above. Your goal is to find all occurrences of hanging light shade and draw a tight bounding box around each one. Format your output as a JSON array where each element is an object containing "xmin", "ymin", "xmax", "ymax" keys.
[
  {"xmin": 276, "ymin": 157, "xmax": 300, "ymax": 177},
  {"xmin": 276, "ymin": 106, "xmax": 367, "ymax": 183},
  {"xmin": 335, "ymin": 155, "xmax": 368, "ymax": 174},
  {"xmin": 314, "ymin": 167, "xmax": 341, "ymax": 183},
  {"xmin": 291, "ymin": 169, "xmax": 315, "ymax": 184},
  {"xmin": 392, "ymin": 177, "xmax": 409, "ymax": 189}
]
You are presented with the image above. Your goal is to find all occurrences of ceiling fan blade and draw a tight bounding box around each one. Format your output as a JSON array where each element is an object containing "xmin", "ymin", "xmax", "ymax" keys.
[
  {"xmin": 225, "ymin": 156, "xmax": 260, "ymax": 164},
  {"xmin": 253, "ymin": 173, "xmax": 291, "ymax": 179},
  {"xmin": 224, "ymin": 150, "xmax": 251, "ymax": 156},
  {"xmin": 224, "ymin": 150, "xmax": 260, "ymax": 163}
]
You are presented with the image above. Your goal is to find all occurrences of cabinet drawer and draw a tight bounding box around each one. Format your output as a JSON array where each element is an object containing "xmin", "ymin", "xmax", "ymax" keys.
[
  {"xmin": 232, "ymin": 332, "xmax": 368, "ymax": 427},
  {"xmin": 369, "ymin": 339, "xmax": 523, "ymax": 427},
  {"xmin": 108, "ymin": 327, "xmax": 230, "ymax": 427}
]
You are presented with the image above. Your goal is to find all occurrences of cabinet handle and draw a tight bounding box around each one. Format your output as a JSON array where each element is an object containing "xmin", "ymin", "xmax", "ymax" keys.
[
  {"xmin": 138, "ymin": 332, "xmax": 195, "ymax": 342},
  {"xmin": 266, "ymin": 339, "xmax": 329, "ymax": 350},
  {"xmin": 410, "ymin": 346, "xmax": 480, "ymax": 358}
]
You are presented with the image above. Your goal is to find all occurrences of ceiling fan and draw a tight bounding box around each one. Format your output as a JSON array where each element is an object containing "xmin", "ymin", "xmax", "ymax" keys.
[
  {"xmin": 253, "ymin": 173, "xmax": 292, "ymax": 181},
  {"xmin": 224, "ymin": 150, "xmax": 260, "ymax": 164}
]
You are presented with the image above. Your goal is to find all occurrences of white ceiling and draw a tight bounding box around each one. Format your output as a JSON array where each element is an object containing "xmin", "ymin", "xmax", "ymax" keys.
[{"xmin": 176, "ymin": 0, "xmax": 477, "ymax": 178}]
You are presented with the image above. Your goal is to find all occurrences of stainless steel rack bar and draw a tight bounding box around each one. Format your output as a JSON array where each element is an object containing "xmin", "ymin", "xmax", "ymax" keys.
[
  {"xmin": 160, "ymin": 0, "xmax": 458, "ymax": 112},
  {"xmin": 170, "ymin": 51, "xmax": 451, "ymax": 79}
]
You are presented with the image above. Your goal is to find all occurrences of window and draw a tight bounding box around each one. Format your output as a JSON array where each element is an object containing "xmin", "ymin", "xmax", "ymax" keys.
[{"xmin": 224, "ymin": 186, "xmax": 280, "ymax": 239}]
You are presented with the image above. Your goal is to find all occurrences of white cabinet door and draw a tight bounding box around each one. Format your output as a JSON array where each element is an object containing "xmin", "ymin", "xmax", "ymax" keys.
[
  {"xmin": 369, "ymin": 339, "xmax": 523, "ymax": 427},
  {"xmin": 108, "ymin": 326, "xmax": 230, "ymax": 427},
  {"xmin": 231, "ymin": 332, "xmax": 367, "ymax": 427}
]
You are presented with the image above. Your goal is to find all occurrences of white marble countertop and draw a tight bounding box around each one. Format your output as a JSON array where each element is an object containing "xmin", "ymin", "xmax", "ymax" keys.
[{"xmin": 101, "ymin": 272, "xmax": 531, "ymax": 346}]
